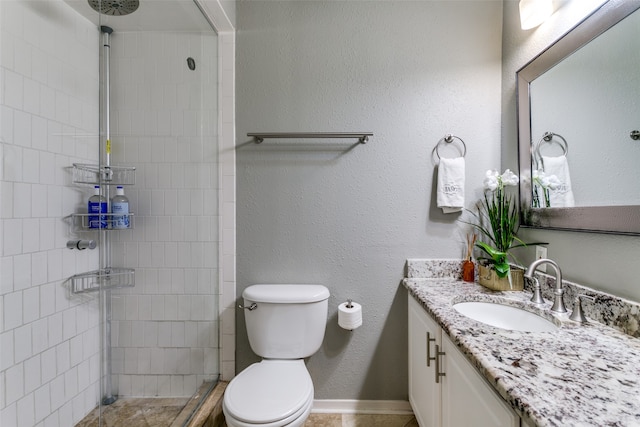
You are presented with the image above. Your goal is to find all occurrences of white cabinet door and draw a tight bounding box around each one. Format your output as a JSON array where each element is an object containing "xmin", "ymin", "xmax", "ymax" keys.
[
  {"xmin": 408, "ymin": 296, "xmax": 441, "ymax": 427},
  {"xmin": 440, "ymin": 333, "xmax": 519, "ymax": 427}
]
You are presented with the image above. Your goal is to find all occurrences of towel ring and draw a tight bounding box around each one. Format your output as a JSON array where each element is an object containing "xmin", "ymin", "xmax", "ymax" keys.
[
  {"xmin": 435, "ymin": 134, "xmax": 467, "ymax": 159},
  {"xmin": 535, "ymin": 132, "xmax": 568, "ymax": 158}
]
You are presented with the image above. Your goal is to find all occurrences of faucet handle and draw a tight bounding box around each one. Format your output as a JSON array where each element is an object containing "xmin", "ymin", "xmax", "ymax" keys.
[
  {"xmin": 528, "ymin": 277, "xmax": 545, "ymax": 305},
  {"xmin": 569, "ymin": 295, "xmax": 595, "ymax": 324}
]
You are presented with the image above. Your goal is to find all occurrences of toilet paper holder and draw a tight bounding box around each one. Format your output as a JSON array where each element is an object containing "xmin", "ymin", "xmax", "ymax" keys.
[{"xmin": 339, "ymin": 299, "xmax": 362, "ymax": 331}]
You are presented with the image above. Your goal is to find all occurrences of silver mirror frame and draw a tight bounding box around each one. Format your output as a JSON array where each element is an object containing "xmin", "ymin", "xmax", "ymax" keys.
[{"xmin": 517, "ymin": 0, "xmax": 640, "ymax": 235}]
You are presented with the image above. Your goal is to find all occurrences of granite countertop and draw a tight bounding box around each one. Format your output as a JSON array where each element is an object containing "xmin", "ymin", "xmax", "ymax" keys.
[{"xmin": 404, "ymin": 277, "xmax": 640, "ymax": 427}]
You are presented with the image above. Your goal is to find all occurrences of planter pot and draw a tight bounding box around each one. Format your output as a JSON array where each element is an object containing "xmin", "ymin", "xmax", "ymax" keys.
[{"xmin": 477, "ymin": 264, "xmax": 524, "ymax": 291}]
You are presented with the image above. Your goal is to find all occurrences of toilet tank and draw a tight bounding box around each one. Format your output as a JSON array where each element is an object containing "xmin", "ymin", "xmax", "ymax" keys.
[{"xmin": 243, "ymin": 284, "xmax": 330, "ymax": 359}]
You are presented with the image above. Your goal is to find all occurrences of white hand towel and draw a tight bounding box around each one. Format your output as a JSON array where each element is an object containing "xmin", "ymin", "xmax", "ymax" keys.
[
  {"xmin": 542, "ymin": 155, "xmax": 575, "ymax": 207},
  {"xmin": 437, "ymin": 157, "xmax": 465, "ymax": 213}
]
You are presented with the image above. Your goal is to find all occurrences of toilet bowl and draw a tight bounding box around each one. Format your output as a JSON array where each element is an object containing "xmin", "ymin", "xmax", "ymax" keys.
[
  {"xmin": 223, "ymin": 360, "xmax": 313, "ymax": 427},
  {"xmin": 222, "ymin": 284, "xmax": 330, "ymax": 427}
]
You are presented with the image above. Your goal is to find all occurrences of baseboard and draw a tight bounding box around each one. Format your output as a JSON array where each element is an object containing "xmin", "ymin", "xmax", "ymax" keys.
[{"xmin": 311, "ymin": 399, "xmax": 413, "ymax": 415}]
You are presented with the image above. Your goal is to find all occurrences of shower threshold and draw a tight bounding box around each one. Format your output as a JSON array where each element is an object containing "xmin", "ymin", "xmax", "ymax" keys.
[{"xmin": 75, "ymin": 380, "xmax": 218, "ymax": 427}]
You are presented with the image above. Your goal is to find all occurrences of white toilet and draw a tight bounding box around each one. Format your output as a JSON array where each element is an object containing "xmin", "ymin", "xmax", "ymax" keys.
[{"xmin": 223, "ymin": 284, "xmax": 330, "ymax": 427}]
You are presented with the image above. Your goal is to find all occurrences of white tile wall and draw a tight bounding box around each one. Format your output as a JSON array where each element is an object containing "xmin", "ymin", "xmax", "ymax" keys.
[
  {"xmin": 1, "ymin": 1, "xmax": 102, "ymax": 426},
  {"xmin": 2, "ymin": 1, "xmax": 236, "ymax": 424}
]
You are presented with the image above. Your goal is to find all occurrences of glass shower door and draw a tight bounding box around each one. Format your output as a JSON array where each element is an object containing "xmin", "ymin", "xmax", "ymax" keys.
[{"xmin": 76, "ymin": 1, "xmax": 220, "ymax": 425}]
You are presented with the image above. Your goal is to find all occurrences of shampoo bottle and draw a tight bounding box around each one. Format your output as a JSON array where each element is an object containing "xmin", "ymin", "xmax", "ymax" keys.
[
  {"xmin": 111, "ymin": 186, "xmax": 130, "ymax": 229},
  {"xmin": 88, "ymin": 185, "xmax": 107, "ymax": 229}
]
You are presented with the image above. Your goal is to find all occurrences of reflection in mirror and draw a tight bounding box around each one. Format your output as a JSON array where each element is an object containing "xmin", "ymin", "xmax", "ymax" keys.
[
  {"xmin": 517, "ymin": 0, "xmax": 640, "ymax": 235},
  {"xmin": 530, "ymin": 132, "xmax": 572, "ymax": 208},
  {"xmin": 530, "ymin": 7, "xmax": 640, "ymax": 207}
]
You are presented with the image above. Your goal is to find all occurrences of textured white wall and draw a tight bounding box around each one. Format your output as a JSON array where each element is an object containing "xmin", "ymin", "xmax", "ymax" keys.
[
  {"xmin": 220, "ymin": 1, "xmax": 236, "ymax": 29},
  {"xmin": 237, "ymin": 0, "xmax": 503, "ymax": 400},
  {"xmin": 502, "ymin": 0, "xmax": 640, "ymax": 301}
]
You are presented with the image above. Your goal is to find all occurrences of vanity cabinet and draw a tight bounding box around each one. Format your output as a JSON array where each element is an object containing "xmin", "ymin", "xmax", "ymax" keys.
[
  {"xmin": 408, "ymin": 294, "xmax": 441, "ymax": 426},
  {"xmin": 408, "ymin": 295, "xmax": 519, "ymax": 427}
]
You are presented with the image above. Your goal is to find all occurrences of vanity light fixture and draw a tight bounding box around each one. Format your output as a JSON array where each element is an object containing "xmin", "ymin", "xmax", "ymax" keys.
[{"xmin": 519, "ymin": 0, "xmax": 553, "ymax": 30}]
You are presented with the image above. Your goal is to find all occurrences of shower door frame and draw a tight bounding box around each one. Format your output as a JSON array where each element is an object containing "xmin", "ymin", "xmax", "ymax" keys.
[{"xmin": 195, "ymin": 0, "xmax": 238, "ymax": 383}]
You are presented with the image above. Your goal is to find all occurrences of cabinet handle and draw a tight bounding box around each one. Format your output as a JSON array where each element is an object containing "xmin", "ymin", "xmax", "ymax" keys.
[
  {"xmin": 426, "ymin": 332, "xmax": 436, "ymax": 366},
  {"xmin": 435, "ymin": 344, "xmax": 446, "ymax": 384}
]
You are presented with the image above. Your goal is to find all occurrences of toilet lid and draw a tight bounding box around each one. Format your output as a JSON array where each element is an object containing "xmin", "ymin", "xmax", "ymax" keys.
[{"xmin": 225, "ymin": 360, "xmax": 313, "ymax": 424}]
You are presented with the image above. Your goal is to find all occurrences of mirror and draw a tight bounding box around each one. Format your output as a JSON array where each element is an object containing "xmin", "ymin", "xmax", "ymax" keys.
[{"xmin": 517, "ymin": 0, "xmax": 640, "ymax": 235}]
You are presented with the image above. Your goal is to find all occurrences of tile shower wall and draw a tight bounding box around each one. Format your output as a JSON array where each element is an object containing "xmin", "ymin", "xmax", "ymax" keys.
[
  {"xmin": 0, "ymin": 1, "xmax": 102, "ymax": 425},
  {"xmin": 108, "ymin": 30, "xmax": 221, "ymax": 397}
]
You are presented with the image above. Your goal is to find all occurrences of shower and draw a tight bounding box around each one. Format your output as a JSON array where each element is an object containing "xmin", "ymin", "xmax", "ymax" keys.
[
  {"xmin": 88, "ymin": 0, "xmax": 139, "ymax": 16},
  {"xmin": 1, "ymin": 0, "xmax": 230, "ymax": 425},
  {"xmin": 77, "ymin": 0, "xmax": 222, "ymax": 424}
]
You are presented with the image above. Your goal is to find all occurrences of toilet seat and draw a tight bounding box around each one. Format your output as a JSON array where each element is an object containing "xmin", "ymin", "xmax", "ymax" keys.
[{"xmin": 223, "ymin": 359, "xmax": 314, "ymax": 427}]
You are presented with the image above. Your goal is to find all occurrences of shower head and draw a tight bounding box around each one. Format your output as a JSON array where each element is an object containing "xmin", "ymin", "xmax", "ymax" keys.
[{"xmin": 88, "ymin": 0, "xmax": 139, "ymax": 16}]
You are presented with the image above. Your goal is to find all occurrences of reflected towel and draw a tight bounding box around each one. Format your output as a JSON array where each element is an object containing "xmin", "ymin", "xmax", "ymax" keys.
[
  {"xmin": 542, "ymin": 155, "xmax": 575, "ymax": 207},
  {"xmin": 437, "ymin": 157, "xmax": 465, "ymax": 213}
]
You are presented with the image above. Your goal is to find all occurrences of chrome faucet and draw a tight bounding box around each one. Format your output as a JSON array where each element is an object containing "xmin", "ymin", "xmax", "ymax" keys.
[{"xmin": 524, "ymin": 259, "xmax": 567, "ymax": 314}]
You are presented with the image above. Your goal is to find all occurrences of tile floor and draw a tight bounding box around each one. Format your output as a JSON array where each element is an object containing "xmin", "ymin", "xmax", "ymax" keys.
[
  {"xmin": 75, "ymin": 380, "xmax": 417, "ymax": 427},
  {"xmin": 76, "ymin": 401, "xmax": 418, "ymax": 427},
  {"xmin": 304, "ymin": 413, "xmax": 418, "ymax": 427}
]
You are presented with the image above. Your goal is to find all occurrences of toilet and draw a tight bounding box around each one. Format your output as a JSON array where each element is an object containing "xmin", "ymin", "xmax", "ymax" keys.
[{"xmin": 223, "ymin": 284, "xmax": 330, "ymax": 427}]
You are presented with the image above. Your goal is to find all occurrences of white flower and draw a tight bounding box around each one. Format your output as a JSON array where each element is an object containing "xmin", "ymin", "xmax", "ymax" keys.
[
  {"xmin": 500, "ymin": 169, "xmax": 519, "ymax": 187},
  {"xmin": 533, "ymin": 169, "xmax": 560, "ymax": 190},
  {"xmin": 545, "ymin": 174, "xmax": 561, "ymax": 190},
  {"xmin": 532, "ymin": 169, "xmax": 543, "ymax": 180},
  {"xmin": 483, "ymin": 170, "xmax": 499, "ymax": 191},
  {"xmin": 532, "ymin": 169, "xmax": 546, "ymax": 185},
  {"xmin": 484, "ymin": 169, "xmax": 518, "ymax": 191}
]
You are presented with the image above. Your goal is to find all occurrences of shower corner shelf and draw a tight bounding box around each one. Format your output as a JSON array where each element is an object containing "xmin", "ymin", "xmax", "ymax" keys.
[
  {"xmin": 72, "ymin": 163, "xmax": 136, "ymax": 186},
  {"xmin": 69, "ymin": 213, "xmax": 135, "ymax": 232},
  {"xmin": 70, "ymin": 268, "xmax": 135, "ymax": 294}
]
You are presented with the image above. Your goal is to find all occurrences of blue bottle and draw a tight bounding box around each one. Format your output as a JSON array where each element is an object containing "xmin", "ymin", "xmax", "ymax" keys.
[{"xmin": 88, "ymin": 185, "xmax": 107, "ymax": 229}]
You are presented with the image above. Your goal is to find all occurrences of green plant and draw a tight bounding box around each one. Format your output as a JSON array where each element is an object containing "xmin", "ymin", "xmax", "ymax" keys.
[{"xmin": 469, "ymin": 169, "xmax": 539, "ymax": 278}]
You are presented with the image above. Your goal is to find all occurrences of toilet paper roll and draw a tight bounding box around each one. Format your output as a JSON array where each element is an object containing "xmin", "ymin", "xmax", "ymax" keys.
[{"xmin": 338, "ymin": 301, "xmax": 362, "ymax": 330}]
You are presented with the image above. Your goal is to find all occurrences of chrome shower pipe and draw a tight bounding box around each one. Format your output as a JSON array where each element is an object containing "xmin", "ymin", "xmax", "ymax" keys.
[
  {"xmin": 101, "ymin": 26, "xmax": 112, "ymax": 270},
  {"xmin": 101, "ymin": 25, "xmax": 116, "ymax": 406},
  {"xmin": 102, "ymin": 26, "xmax": 113, "ymax": 175}
]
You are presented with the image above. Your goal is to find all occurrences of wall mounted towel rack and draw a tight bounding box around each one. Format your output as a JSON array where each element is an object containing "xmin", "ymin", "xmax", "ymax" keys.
[
  {"xmin": 534, "ymin": 131, "xmax": 568, "ymax": 158},
  {"xmin": 247, "ymin": 132, "xmax": 373, "ymax": 144},
  {"xmin": 435, "ymin": 134, "xmax": 467, "ymax": 159}
]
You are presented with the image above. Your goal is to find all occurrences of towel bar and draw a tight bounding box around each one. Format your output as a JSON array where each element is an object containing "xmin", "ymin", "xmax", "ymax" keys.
[{"xmin": 248, "ymin": 132, "xmax": 373, "ymax": 144}]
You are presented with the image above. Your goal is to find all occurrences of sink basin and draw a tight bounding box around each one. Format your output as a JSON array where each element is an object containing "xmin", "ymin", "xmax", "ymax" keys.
[{"xmin": 453, "ymin": 301, "xmax": 558, "ymax": 332}]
